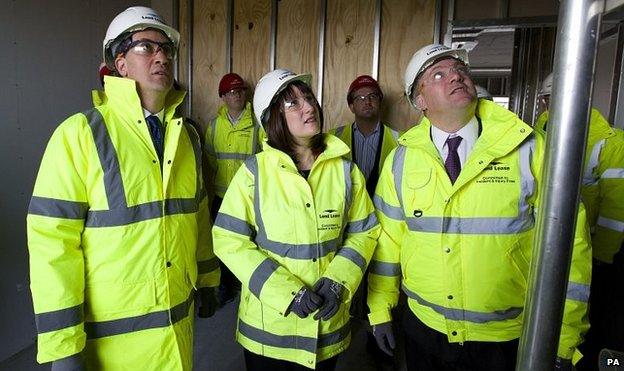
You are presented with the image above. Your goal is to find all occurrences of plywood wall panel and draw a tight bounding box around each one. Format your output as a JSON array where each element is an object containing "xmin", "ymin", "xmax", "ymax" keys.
[
  {"xmin": 379, "ymin": 0, "xmax": 434, "ymax": 131},
  {"xmin": 192, "ymin": 0, "xmax": 228, "ymax": 130},
  {"xmin": 178, "ymin": 0, "xmax": 189, "ymax": 104},
  {"xmin": 232, "ymin": 0, "xmax": 272, "ymax": 90},
  {"xmin": 275, "ymin": 0, "xmax": 321, "ymax": 92},
  {"xmin": 323, "ymin": 0, "xmax": 376, "ymax": 130}
]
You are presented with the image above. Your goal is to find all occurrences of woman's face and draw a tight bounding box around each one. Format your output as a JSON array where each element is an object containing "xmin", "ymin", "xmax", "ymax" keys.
[{"xmin": 282, "ymin": 85, "xmax": 321, "ymax": 145}]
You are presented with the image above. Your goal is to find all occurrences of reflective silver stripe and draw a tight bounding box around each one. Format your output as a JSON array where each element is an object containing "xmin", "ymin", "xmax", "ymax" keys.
[
  {"xmin": 36, "ymin": 304, "xmax": 83, "ymax": 334},
  {"xmin": 85, "ymin": 108, "xmax": 127, "ymax": 209},
  {"xmin": 405, "ymin": 215, "xmax": 534, "ymax": 234},
  {"xmin": 335, "ymin": 247, "xmax": 367, "ymax": 273},
  {"xmin": 165, "ymin": 198, "xmax": 199, "ymax": 215},
  {"xmin": 343, "ymin": 160, "xmax": 353, "ymax": 229},
  {"xmin": 582, "ymin": 139, "xmax": 605, "ymax": 186},
  {"xmin": 255, "ymin": 234, "xmax": 341, "ymax": 259},
  {"xmin": 402, "ymin": 285, "xmax": 523, "ymax": 323},
  {"xmin": 238, "ymin": 318, "xmax": 350, "ymax": 352},
  {"xmin": 85, "ymin": 290, "xmax": 194, "ymax": 339},
  {"xmin": 248, "ymin": 258, "xmax": 278, "ymax": 298},
  {"xmin": 597, "ymin": 216, "xmax": 624, "ymax": 232},
  {"xmin": 389, "ymin": 128, "xmax": 399, "ymax": 141},
  {"xmin": 392, "ymin": 146, "xmax": 406, "ymax": 210},
  {"xmin": 518, "ymin": 135, "xmax": 536, "ymax": 213},
  {"xmin": 215, "ymin": 184, "xmax": 228, "ymax": 195},
  {"xmin": 373, "ymin": 194, "xmax": 403, "ymax": 220},
  {"xmin": 369, "ymin": 261, "xmax": 401, "ymax": 276},
  {"xmin": 28, "ymin": 196, "xmax": 88, "ymax": 219},
  {"xmin": 215, "ymin": 212, "xmax": 256, "ymax": 236},
  {"xmin": 345, "ymin": 212, "xmax": 378, "ymax": 234},
  {"xmin": 566, "ymin": 282, "xmax": 590, "ymax": 302},
  {"xmin": 205, "ymin": 118, "xmax": 218, "ymax": 155},
  {"xmin": 334, "ymin": 125, "xmax": 345, "ymax": 137},
  {"xmin": 86, "ymin": 202, "xmax": 162, "ymax": 227},
  {"xmin": 51, "ymin": 353, "xmax": 84, "ymax": 371},
  {"xmin": 247, "ymin": 156, "xmax": 340, "ymax": 260},
  {"xmin": 198, "ymin": 257, "xmax": 220, "ymax": 274},
  {"xmin": 602, "ymin": 168, "xmax": 624, "ymax": 179},
  {"xmin": 251, "ymin": 124, "xmax": 259, "ymax": 154},
  {"xmin": 216, "ymin": 152, "xmax": 250, "ymax": 160}
]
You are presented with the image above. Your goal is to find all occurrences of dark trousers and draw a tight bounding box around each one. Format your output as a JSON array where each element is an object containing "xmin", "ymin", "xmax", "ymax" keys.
[
  {"xmin": 577, "ymin": 255, "xmax": 624, "ymax": 371},
  {"xmin": 403, "ymin": 309, "xmax": 519, "ymax": 371},
  {"xmin": 243, "ymin": 350, "xmax": 337, "ymax": 371}
]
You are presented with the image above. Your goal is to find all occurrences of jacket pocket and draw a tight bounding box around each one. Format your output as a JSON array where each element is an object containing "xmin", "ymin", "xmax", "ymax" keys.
[
  {"xmin": 405, "ymin": 169, "xmax": 437, "ymax": 211},
  {"xmin": 85, "ymin": 280, "xmax": 156, "ymax": 318},
  {"xmin": 507, "ymin": 242, "xmax": 530, "ymax": 286}
]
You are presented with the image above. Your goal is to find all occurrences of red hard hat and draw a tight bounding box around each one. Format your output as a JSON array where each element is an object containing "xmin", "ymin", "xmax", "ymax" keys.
[
  {"xmin": 99, "ymin": 63, "xmax": 114, "ymax": 87},
  {"xmin": 219, "ymin": 73, "xmax": 247, "ymax": 96},
  {"xmin": 347, "ymin": 75, "xmax": 383, "ymax": 103}
]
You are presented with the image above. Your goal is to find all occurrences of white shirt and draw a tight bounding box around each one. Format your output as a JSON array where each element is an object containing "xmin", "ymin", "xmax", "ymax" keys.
[
  {"xmin": 143, "ymin": 108, "xmax": 165, "ymax": 125},
  {"xmin": 431, "ymin": 116, "xmax": 479, "ymax": 167}
]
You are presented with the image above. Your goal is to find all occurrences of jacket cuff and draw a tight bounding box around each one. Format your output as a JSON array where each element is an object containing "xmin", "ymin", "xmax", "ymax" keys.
[
  {"xmin": 368, "ymin": 309, "xmax": 392, "ymax": 326},
  {"xmin": 51, "ymin": 352, "xmax": 85, "ymax": 371}
]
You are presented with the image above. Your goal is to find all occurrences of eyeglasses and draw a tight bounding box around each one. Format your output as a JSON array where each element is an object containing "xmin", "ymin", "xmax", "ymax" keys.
[
  {"xmin": 423, "ymin": 65, "xmax": 470, "ymax": 84},
  {"xmin": 352, "ymin": 92, "xmax": 381, "ymax": 103},
  {"xmin": 122, "ymin": 39, "xmax": 177, "ymax": 60},
  {"xmin": 283, "ymin": 95, "xmax": 317, "ymax": 112},
  {"xmin": 224, "ymin": 88, "xmax": 246, "ymax": 97}
]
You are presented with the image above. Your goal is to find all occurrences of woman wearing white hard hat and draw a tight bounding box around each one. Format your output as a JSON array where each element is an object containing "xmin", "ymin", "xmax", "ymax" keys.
[{"xmin": 212, "ymin": 69, "xmax": 380, "ymax": 370}]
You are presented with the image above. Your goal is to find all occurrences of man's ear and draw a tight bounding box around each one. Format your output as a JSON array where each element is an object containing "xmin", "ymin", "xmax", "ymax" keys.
[
  {"xmin": 348, "ymin": 102, "xmax": 355, "ymax": 114},
  {"xmin": 115, "ymin": 56, "xmax": 128, "ymax": 77},
  {"xmin": 415, "ymin": 93, "xmax": 427, "ymax": 111}
]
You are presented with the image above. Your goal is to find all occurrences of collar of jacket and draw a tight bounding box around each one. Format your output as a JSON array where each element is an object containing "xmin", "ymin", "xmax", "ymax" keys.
[
  {"xmin": 262, "ymin": 134, "xmax": 351, "ymax": 173},
  {"xmin": 536, "ymin": 108, "xmax": 616, "ymax": 144},
  {"xmin": 95, "ymin": 76, "xmax": 186, "ymax": 124},
  {"xmin": 217, "ymin": 101, "xmax": 254, "ymax": 127},
  {"xmin": 399, "ymin": 99, "xmax": 533, "ymax": 165}
]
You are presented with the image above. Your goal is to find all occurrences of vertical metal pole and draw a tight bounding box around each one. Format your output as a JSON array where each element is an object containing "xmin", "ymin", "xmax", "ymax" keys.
[
  {"xmin": 173, "ymin": 0, "xmax": 180, "ymax": 80},
  {"xmin": 317, "ymin": 0, "xmax": 327, "ymax": 105},
  {"xmin": 434, "ymin": 0, "xmax": 442, "ymax": 45},
  {"xmin": 443, "ymin": 0, "xmax": 455, "ymax": 47},
  {"xmin": 372, "ymin": 0, "xmax": 381, "ymax": 80},
  {"xmin": 269, "ymin": 0, "xmax": 278, "ymax": 71},
  {"xmin": 226, "ymin": 0, "xmax": 233, "ymax": 73},
  {"xmin": 186, "ymin": 0, "xmax": 194, "ymax": 116},
  {"xmin": 609, "ymin": 23, "xmax": 624, "ymax": 127},
  {"xmin": 516, "ymin": 0, "xmax": 604, "ymax": 370}
]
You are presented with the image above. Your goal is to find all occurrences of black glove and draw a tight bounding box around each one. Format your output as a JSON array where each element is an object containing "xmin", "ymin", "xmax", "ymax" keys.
[
  {"xmin": 372, "ymin": 321, "xmax": 395, "ymax": 356},
  {"xmin": 287, "ymin": 287, "xmax": 323, "ymax": 318},
  {"xmin": 313, "ymin": 278, "xmax": 344, "ymax": 321},
  {"xmin": 198, "ymin": 287, "xmax": 218, "ymax": 318},
  {"xmin": 554, "ymin": 357, "xmax": 572, "ymax": 371}
]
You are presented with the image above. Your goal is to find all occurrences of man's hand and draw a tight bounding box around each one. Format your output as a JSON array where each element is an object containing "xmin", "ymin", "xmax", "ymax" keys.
[
  {"xmin": 372, "ymin": 321, "xmax": 395, "ymax": 356},
  {"xmin": 313, "ymin": 278, "xmax": 344, "ymax": 321},
  {"xmin": 287, "ymin": 287, "xmax": 323, "ymax": 318},
  {"xmin": 198, "ymin": 287, "xmax": 218, "ymax": 318}
]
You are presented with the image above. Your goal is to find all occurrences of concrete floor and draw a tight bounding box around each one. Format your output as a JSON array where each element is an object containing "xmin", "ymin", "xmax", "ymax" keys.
[{"xmin": 0, "ymin": 295, "xmax": 406, "ymax": 371}]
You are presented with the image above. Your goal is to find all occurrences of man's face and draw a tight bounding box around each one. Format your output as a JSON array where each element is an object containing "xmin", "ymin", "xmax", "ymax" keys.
[
  {"xmin": 114, "ymin": 29, "xmax": 174, "ymax": 96},
  {"xmin": 414, "ymin": 58, "xmax": 476, "ymax": 116},
  {"xmin": 348, "ymin": 86, "xmax": 381, "ymax": 121},
  {"xmin": 222, "ymin": 88, "xmax": 247, "ymax": 112}
]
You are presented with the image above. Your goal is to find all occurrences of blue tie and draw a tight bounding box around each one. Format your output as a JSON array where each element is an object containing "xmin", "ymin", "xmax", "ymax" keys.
[
  {"xmin": 146, "ymin": 115, "xmax": 164, "ymax": 163},
  {"xmin": 445, "ymin": 135, "xmax": 462, "ymax": 184}
]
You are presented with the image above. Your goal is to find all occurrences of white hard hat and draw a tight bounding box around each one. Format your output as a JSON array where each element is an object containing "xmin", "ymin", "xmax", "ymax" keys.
[
  {"xmin": 404, "ymin": 44, "xmax": 469, "ymax": 109},
  {"xmin": 539, "ymin": 72, "xmax": 553, "ymax": 96},
  {"xmin": 475, "ymin": 85, "xmax": 493, "ymax": 100},
  {"xmin": 253, "ymin": 69, "xmax": 312, "ymax": 126},
  {"xmin": 103, "ymin": 6, "xmax": 180, "ymax": 68}
]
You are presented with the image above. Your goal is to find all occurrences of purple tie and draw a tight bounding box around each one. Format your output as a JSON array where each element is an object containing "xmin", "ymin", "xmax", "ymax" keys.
[{"xmin": 444, "ymin": 136, "xmax": 462, "ymax": 184}]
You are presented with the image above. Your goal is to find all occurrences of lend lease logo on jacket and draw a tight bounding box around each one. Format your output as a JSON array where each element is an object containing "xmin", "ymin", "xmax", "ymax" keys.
[
  {"xmin": 319, "ymin": 209, "xmax": 340, "ymax": 219},
  {"xmin": 476, "ymin": 160, "xmax": 516, "ymax": 184}
]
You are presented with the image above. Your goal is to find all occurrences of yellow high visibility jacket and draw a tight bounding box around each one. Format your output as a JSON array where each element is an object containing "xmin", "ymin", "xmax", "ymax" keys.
[
  {"xmin": 204, "ymin": 102, "xmax": 265, "ymax": 198},
  {"xmin": 369, "ymin": 99, "xmax": 591, "ymax": 361},
  {"xmin": 329, "ymin": 122, "xmax": 399, "ymax": 177},
  {"xmin": 27, "ymin": 76, "xmax": 220, "ymax": 370},
  {"xmin": 212, "ymin": 135, "xmax": 380, "ymax": 369},
  {"xmin": 536, "ymin": 108, "xmax": 624, "ymax": 263}
]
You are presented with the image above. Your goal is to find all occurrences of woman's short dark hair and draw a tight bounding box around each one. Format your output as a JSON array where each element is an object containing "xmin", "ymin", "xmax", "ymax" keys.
[{"xmin": 264, "ymin": 80, "xmax": 326, "ymax": 162}]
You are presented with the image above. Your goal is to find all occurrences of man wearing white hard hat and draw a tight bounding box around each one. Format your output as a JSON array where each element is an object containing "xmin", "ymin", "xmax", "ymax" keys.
[
  {"xmin": 536, "ymin": 72, "xmax": 624, "ymax": 370},
  {"xmin": 367, "ymin": 44, "xmax": 591, "ymax": 370},
  {"xmin": 212, "ymin": 69, "xmax": 379, "ymax": 369},
  {"xmin": 27, "ymin": 6, "xmax": 219, "ymax": 370}
]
